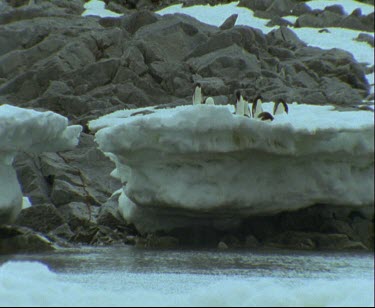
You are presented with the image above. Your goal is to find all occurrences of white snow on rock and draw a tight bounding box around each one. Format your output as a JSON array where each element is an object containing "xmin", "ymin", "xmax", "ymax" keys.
[
  {"xmin": 0, "ymin": 104, "xmax": 82, "ymax": 224},
  {"xmin": 90, "ymin": 103, "xmax": 374, "ymax": 233}
]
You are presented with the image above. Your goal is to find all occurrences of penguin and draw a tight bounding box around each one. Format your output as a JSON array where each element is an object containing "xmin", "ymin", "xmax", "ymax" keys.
[
  {"xmin": 273, "ymin": 98, "xmax": 289, "ymax": 115},
  {"xmin": 252, "ymin": 94, "xmax": 264, "ymax": 118},
  {"xmin": 257, "ymin": 111, "xmax": 274, "ymax": 122},
  {"xmin": 235, "ymin": 90, "xmax": 245, "ymax": 115},
  {"xmin": 192, "ymin": 83, "xmax": 203, "ymax": 105},
  {"xmin": 244, "ymin": 96, "xmax": 251, "ymax": 117},
  {"xmin": 204, "ymin": 97, "xmax": 215, "ymax": 105}
]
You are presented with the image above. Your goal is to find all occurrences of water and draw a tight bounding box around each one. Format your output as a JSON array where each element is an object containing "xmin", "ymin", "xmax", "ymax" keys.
[{"xmin": 0, "ymin": 246, "xmax": 374, "ymax": 307}]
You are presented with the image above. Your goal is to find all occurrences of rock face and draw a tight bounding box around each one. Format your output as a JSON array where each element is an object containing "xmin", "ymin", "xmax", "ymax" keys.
[{"xmin": 0, "ymin": 0, "xmax": 374, "ymax": 251}]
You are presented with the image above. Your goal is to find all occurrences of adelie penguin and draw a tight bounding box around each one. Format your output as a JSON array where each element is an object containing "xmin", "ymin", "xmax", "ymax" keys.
[
  {"xmin": 235, "ymin": 90, "xmax": 245, "ymax": 115},
  {"xmin": 204, "ymin": 97, "xmax": 215, "ymax": 105},
  {"xmin": 243, "ymin": 96, "xmax": 251, "ymax": 117},
  {"xmin": 192, "ymin": 82, "xmax": 203, "ymax": 105},
  {"xmin": 252, "ymin": 94, "xmax": 264, "ymax": 118},
  {"xmin": 257, "ymin": 111, "xmax": 274, "ymax": 122},
  {"xmin": 273, "ymin": 98, "xmax": 289, "ymax": 115}
]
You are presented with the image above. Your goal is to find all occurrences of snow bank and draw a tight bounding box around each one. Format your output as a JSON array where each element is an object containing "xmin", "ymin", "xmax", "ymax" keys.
[
  {"xmin": 1, "ymin": 260, "xmax": 373, "ymax": 307},
  {"xmin": 90, "ymin": 103, "xmax": 374, "ymax": 233},
  {"xmin": 0, "ymin": 104, "xmax": 82, "ymax": 224}
]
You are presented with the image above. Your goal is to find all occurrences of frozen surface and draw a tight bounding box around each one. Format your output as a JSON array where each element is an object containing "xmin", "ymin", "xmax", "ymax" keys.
[
  {"xmin": 0, "ymin": 249, "xmax": 373, "ymax": 307},
  {"xmin": 0, "ymin": 104, "xmax": 82, "ymax": 223},
  {"xmin": 90, "ymin": 103, "xmax": 374, "ymax": 232}
]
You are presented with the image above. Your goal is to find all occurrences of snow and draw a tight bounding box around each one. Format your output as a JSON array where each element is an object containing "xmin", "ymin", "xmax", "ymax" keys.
[
  {"xmin": 82, "ymin": 0, "xmax": 122, "ymax": 18},
  {"xmin": 90, "ymin": 103, "xmax": 374, "ymax": 232},
  {"xmin": 0, "ymin": 104, "xmax": 82, "ymax": 224},
  {"xmin": 0, "ymin": 260, "xmax": 373, "ymax": 307}
]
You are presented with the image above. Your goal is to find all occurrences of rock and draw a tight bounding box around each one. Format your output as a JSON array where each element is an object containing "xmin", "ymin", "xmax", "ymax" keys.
[
  {"xmin": 217, "ymin": 241, "xmax": 229, "ymax": 250},
  {"xmin": 48, "ymin": 223, "xmax": 75, "ymax": 241},
  {"xmin": 57, "ymin": 202, "xmax": 99, "ymax": 231},
  {"xmin": 266, "ymin": 231, "xmax": 316, "ymax": 250},
  {"xmin": 97, "ymin": 197, "xmax": 126, "ymax": 229},
  {"xmin": 219, "ymin": 14, "xmax": 238, "ymax": 30},
  {"xmin": 121, "ymin": 10, "xmax": 159, "ymax": 35},
  {"xmin": 135, "ymin": 234, "xmax": 179, "ymax": 248},
  {"xmin": 0, "ymin": 224, "xmax": 56, "ymax": 254},
  {"xmin": 187, "ymin": 44, "xmax": 261, "ymax": 81},
  {"xmin": 325, "ymin": 4, "xmax": 345, "ymax": 15},
  {"xmin": 15, "ymin": 203, "xmax": 65, "ymax": 233},
  {"xmin": 244, "ymin": 234, "xmax": 259, "ymax": 248},
  {"xmin": 354, "ymin": 33, "xmax": 375, "ymax": 47}
]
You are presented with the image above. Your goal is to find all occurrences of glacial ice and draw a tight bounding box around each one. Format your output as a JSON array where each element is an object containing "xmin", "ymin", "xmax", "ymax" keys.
[
  {"xmin": 0, "ymin": 104, "xmax": 82, "ymax": 224},
  {"xmin": 90, "ymin": 103, "xmax": 374, "ymax": 233}
]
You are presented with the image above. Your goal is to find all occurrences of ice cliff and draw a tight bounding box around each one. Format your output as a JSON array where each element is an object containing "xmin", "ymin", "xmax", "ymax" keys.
[
  {"xmin": 90, "ymin": 103, "xmax": 374, "ymax": 233},
  {"xmin": 0, "ymin": 104, "xmax": 82, "ymax": 224}
]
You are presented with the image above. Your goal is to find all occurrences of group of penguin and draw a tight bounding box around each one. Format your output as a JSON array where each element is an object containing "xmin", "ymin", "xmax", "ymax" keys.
[{"xmin": 192, "ymin": 83, "xmax": 289, "ymax": 121}]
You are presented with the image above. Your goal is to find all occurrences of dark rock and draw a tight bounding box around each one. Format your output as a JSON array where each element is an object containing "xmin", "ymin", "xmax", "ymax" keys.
[
  {"xmin": 97, "ymin": 197, "xmax": 126, "ymax": 229},
  {"xmin": 219, "ymin": 13, "xmax": 238, "ymax": 30},
  {"xmin": 266, "ymin": 26, "xmax": 306, "ymax": 48},
  {"xmin": 48, "ymin": 223, "xmax": 75, "ymax": 241},
  {"xmin": 135, "ymin": 234, "xmax": 179, "ymax": 248},
  {"xmin": 121, "ymin": 10, "xmax": 159, "ymax": 35},
  {"xmin": 354, "ymin": 33, "xmax": 375, "ymax": 47},
  {"xmin": 244, "ymin": 234, "xmax": 259, "ymax": 248},
  {"xmin": 290, "ymin": 2, "xmax": 311, "ymax": 16},
  {"xmin": 58, "ymin": 202, "xmax": 100, "ymax": 230},
  {"xmin": 237, "ymin": 0, "xmax": 273, "ymax": 12},
  {"xmin": 0, "ymin": 224, "xmax": 56, "ymax": 254},
  {"xmin": 187, "ymin": 44, "xmax": 261, "ymax": 81},
  {"xmin": 325, "ymin": 4, "xmax": 346, "ymax": 15},
  {"xmin": 217, "ymin": 241, "xmax": 228, "ymax": 249},
  {"xmin": 15, "ymin": 203, "xmax": 64, "ymax": 233}
]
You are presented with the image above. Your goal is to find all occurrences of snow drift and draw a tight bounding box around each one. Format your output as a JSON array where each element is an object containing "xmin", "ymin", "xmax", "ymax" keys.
[{"xmin": 90, "ymin": 103, "xmax": 374, "ymax": 233}]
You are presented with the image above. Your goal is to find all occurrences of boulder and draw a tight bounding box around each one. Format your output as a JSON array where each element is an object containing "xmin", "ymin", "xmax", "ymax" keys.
[{"xmin": 15, "ymin": 203, "xmax": 65, "ymax": 233}]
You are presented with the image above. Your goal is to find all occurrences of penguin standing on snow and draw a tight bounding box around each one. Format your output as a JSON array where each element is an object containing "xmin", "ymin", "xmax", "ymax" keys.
[
  {"xmin": 192, "ymin": 83, "xmax": 203, "ymax": 105},
  {"xmin": 235, "ymin": 90, "xmax": 245, "ymax": 115},
  {"xmin": 244, "ymin": 96, "xmax": 251, "ymax": 117},
  {"xmin": 257, "ymin": 111, "xmax": 274, "ymax": 122},
  {"xmin": 252, "ymin": 94, "xmax": 264, "ymax": 118},
  {"xmin": 273, "ymin": 98, "xmax": 289, "ymax": 115},
  {"xmin": 204, "ymin": 97, "xmax": 215, "ymax": 105}
]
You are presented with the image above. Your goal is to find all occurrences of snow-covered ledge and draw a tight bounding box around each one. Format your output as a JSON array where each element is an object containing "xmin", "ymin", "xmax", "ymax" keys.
[
  {"xmin": 0, "ymin": 104, "xmax": 82, "ymax": 224},
  {"xmin": 89, "ymin": 103, "xmax": 374, "ymax": 233}
]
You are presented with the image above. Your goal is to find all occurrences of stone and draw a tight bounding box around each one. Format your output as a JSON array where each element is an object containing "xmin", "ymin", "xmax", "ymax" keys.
[
  {"xmin": 219, "ymin": 14, "xmax": 238, "ymax": 30},
  {"xmin": 57, "ymin": 202, "xmax": 99, "ymax": 230},
  {"xmin": 244, "ymin": 235, "xmax": 259, "ymax": 248},
  {"xmin": 217, "ymin": 241, "xmax": 228, "ymax": 249},
  {"xmin": 15, "ymin": 203, "xmax": 65, "ymax": 233},
  {"xmin": 0, "ymin": 225, "xmax": 56, "ymax": 254}
]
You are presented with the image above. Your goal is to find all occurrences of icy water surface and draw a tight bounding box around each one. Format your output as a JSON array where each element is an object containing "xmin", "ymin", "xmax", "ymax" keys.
[{"xmin": 0, "ymin": 247, "xmax": 374, "ymax": 307}]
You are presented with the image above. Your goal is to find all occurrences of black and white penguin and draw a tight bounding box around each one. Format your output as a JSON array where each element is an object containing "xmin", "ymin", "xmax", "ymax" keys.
[
  {"xmin": 252, "ymin": 94, "xmax": 264, "ymax": 118},
  {"xmin": 257, "ymin": 111, "xmax": 274, "ymax": 122},
  {"xmin": 235, "ymin": 90, "xmax": 245, "ymax": 115},
  {"xmin": 192, "ymin": 83, "xmax": 203, "ymax": 105},
  {"xmin": 244, "ymin": 96, "xmax": 251, "ymax": 117},
  {"xmin": 273, "ymin": 98, "xmax": 289, "ymax": 115},
  {"xmin": 204, "ymin": 97, "xmax": 215, "ymax": 105}
]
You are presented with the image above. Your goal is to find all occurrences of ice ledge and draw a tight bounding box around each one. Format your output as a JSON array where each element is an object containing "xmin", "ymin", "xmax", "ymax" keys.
[
  {"xmin": 0, "ymin": 104, "xmax": 82, "ymax": 224},
  {"xmin": 90, "ymin": 103, "xmax": 374, "ymax": 233}
]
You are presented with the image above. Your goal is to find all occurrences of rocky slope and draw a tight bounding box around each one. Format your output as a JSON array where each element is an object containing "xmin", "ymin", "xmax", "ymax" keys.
[{"xmin": 0, "ymin": 0, "xmax": 373, "ymax": 252}]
